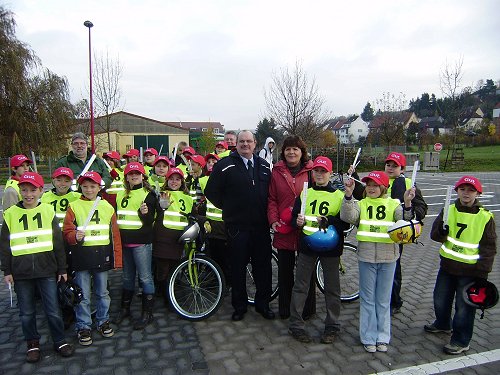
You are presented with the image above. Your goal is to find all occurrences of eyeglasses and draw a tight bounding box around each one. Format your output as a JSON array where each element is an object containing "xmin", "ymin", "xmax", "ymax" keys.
[{"xmin": 72, "ymin": 142, "xmax": 87, "ymax": 146}]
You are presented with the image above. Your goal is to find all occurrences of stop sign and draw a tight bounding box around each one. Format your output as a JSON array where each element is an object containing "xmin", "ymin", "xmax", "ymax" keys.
[{"xmin": 434, "ymin": 143, "xmax": 443, "ymax": 152}]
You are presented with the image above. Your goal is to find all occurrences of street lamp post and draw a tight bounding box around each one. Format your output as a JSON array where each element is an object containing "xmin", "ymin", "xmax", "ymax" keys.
[{"xmin": 84, "ymin": 20, "xmax": 95, "ymax": 153}]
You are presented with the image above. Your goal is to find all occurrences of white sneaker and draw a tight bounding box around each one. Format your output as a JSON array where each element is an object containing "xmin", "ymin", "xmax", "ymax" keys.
[
  {"xmin": 376, "ymin": 343, "xmax": 388, "ymax": 352},
  {"xmin": 364, "ymin": 344, "xmax": 376, "ymax": 353}
]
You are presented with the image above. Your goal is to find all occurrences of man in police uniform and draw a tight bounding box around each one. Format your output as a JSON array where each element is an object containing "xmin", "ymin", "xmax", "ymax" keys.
[{"xmin": 205, "ymin": 130, "xmax": 274, "ymax": 321}]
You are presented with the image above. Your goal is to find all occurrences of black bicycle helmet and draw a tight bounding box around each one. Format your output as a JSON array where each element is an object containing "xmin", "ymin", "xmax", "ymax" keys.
[
  {"xmin": 463, "ymin": 279, "xmax": 499, "ymax": 319},
  {"xmin": 57, "ymin": 280, "xmax": 84, "ymax": 307}
]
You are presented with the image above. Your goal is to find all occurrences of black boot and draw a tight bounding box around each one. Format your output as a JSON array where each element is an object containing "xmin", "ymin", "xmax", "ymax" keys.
[
  {"xmin": 114, "ymin": 289, "xmax": 134, "ymax": 325},
  {"xmin": 134, "ymin": 294, "xmax": 154, "ymax": 330}
]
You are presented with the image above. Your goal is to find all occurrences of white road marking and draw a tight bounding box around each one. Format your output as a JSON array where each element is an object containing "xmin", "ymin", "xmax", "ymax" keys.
[{"xmin": 373, "ymin": 349, "xmax": 500, "ymax": 374}]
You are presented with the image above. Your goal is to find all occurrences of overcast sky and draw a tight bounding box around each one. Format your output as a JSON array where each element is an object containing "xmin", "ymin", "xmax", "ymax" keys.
[{"xmin": 6, "ymin": 0, "xmax": 500, "ymax": 130}]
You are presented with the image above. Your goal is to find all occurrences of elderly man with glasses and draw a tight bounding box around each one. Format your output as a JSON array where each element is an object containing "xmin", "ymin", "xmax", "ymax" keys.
[{"xmin": 55, "ymin": 132, "xmax": 112, "ymax": 189}]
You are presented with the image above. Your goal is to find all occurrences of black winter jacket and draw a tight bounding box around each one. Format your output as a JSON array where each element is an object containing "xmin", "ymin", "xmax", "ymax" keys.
[
  {"xmin": 205, "ymin": 152, "xmax": 271, "ymax": 228},
  {"xmin": 390, "ymin": 175, "xmax": 427, "ymax": 221}
]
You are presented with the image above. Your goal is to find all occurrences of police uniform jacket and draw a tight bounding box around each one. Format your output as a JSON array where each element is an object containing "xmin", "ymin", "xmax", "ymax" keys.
[{"xmin": 205, "ymin": 152, "xmax": 271, "ymax": 229}]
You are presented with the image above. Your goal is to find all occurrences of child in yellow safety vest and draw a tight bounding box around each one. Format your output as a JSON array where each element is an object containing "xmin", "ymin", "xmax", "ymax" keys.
[
  {"xmin": 425, "ymin": 175, "xmax": 497, "ymax": 355},
  {"xmin": 149, "ymin": 156, "xmax": 171, "ymax": 193},
  {"xmin": 41, "ymin": 167, "xmax": 81, "ymax": 229},
  {"xmin": 288, "ymin": 156, "xmax": 350, "ymax": 345},
  {"xmin": 384, "ymin": 152, "xmax": 428, "ymax": 315},
  {"xmin": 152, "ymin": 167, "xmax": 193, "ymax": 304},
  {"xmin": 114, "ymin": 162, "xmax": 157, "ymax": 330},
  {"xmin": 62, "ymin": 171, "xmax": 122, "ymax": 347},
  {"xmin": 341, "ymin": 171, "xmax": 415, "ymax": 353},
  {"xmin": 1, "ymin": 172, "xmax": 74, "ymax": 362},
  {"xmin": 2, "ymin": 154, "xmax": 32, "ymax": 211}
]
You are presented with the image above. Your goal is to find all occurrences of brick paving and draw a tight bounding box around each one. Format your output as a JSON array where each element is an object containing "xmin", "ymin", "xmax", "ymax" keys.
[{"xmin": 0, "ymin": 172, "xmax": 499, "ymax": 374}]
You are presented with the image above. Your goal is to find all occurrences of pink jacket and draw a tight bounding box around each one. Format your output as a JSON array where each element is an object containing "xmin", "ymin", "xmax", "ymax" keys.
[{"xmin": 267, "ymin": 159, "xmax": 313, "ymax": 251}]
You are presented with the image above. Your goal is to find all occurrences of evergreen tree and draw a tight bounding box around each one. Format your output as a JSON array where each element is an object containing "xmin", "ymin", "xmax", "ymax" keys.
[{"xmin": 360, "ymin": 102, "xmax": 374, "ymax": 122}]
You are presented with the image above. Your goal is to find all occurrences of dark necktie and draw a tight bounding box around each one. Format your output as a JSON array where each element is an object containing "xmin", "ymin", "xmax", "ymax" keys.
[{"xmin": 247, "ymin": 159, "xmax": 254, "ymax": 178}]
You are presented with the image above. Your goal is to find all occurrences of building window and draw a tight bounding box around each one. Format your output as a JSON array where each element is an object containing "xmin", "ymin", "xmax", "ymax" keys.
[
  {"xmin": 213, "ymin": 128, "xmax": 220, "ymax": 134},
  {"xmin": 202, "ymin": 128, "xmax": 208, "ymax": 132}
]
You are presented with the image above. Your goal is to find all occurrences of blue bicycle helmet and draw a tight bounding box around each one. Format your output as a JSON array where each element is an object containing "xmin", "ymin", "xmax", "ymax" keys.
[{"xmin": 303, "ymin": 225, "xmax": 340, "ymax": 252}]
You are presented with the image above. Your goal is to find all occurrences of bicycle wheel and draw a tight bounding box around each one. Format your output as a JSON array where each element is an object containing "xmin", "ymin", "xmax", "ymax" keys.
[
  {"xmin": 168, "ymin": 255, "xmax": 225, "ymax": 321},
  {"xmin": 246, "ymin": 249, "xmax": 279, "ymax": 305},
  {"xmin": 315, "ymin": 243, "xmax": 359, "ymax": 302}
]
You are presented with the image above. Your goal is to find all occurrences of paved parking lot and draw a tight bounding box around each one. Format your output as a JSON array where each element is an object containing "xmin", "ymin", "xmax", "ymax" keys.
[{"xmin": 0, "ymin": 172, "xmax": 499, "ymax": 374}]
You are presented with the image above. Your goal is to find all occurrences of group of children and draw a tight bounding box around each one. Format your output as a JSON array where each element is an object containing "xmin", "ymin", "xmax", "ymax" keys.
[
  {"xmin": 0, "ymin": 146, "xmax": 496, "ymax": 363},
  {"xmin": 287, "ymin": 152, "xmax": 496, "ymax": 356},
  {"xmin": 0, "ymin": 145, "xmax": 230, "ymax": 363}
]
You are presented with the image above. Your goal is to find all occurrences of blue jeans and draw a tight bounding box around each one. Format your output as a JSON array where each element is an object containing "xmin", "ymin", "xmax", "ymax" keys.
[
  {"xmin": 432, "ymin": 268, "xmax": 476, "ymax": 347},
  {"xmin": 14, "ymin": 277, "xmax": 66, "ymax": 345},
  {"xmin": 122, "ymin": 244, "xmax": 155, "ymax": 295},
  {"xmin": 359, "ymin": 261, "xmax": 397, "ymax": 345},
  {"xmin": 73, "ymin": 270, "xmax": 111, "ymax": 330}
]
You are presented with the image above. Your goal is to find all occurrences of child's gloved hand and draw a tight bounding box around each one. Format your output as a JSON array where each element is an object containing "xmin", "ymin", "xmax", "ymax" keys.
[
  {"xmin": 110, "ymin": 169, "xmax": 120, "ymax": 180},
  {"xmin": 317, "ymin": 216, "xmax": 328, "ymax": 232},
  {"xmin": 438, "ymin": 221, "xmax": 449, "ymax": 236},
  {"xmin": 159, "ymin": 192, "xmax": 171, "ymax": 210}
]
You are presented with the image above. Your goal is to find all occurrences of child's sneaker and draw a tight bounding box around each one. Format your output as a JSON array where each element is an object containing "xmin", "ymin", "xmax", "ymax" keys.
[
  {"xmin": 424, "ymin": 323, "xmax": 452, "ymax": 334},
  {"xmin": 55, "ymin": 342, "xmax": 75, "ymax": 357},
  {"xmin": 288, "ymin": 328, "xmax": 312, "ymax": 343},
  {"xmin": 77, "ymin": 329, "xmax": 93, "ymax": 346},
  {"xmin": 97, "ymin": 321, "xmax": 114, "ymax": 338},
  {"xmin": 376, "ymin": 342, "xmax": 388, "ymax": 352},
  {"xmin": 443, "ymin": 343, "xmax": 470, "ymax": 355},
  {"xmin": 320, "ymin": 327, "xmax": 337, "ymax": 344},
  {"xmin": 26, "ymin": 340, "xmax": 40, "ymax": 363},
  {"xmin": 363, "ymin": 344, "xmax": 376, "ymax": 353}
]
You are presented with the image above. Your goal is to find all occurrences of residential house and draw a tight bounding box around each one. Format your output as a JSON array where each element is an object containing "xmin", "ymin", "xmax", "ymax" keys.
[
  {"xmin": 418, "ymin": 116, "xmax": 451, "ymax": 135},
  {"xmin": 369, "ymin": 111, "xmax": 419, "ymax": 133},
  {"xmin": 458, "ymin": 106, "xmax": 484, "ymax": 132},
  {"xmin": 493, "ymin": 102, "xmax": 500, "ymax": 118},
  {"xmin": 348, "ymin": 116, "xmax": 369, "ymax": 144}
]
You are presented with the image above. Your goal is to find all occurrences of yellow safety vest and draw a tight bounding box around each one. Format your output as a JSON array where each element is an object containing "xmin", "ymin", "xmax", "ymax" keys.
[
  {"xmin": 357, "ymin": 197, "xmax": 400, "ymax": 243},
  {"xmin": 106, "ymin": 169, "xmax": 125, "ymax": 195},
  {"xmin": 162, "ymin": 191, "xmax": 193, "ymax": 230},
  {"xmin": 70, "ymin": 199, "xmax": 115, "ymax": 246},
  {"xmin": 41, "ymin": 190, "xmax": 81, "ymax": 228},
  {"xmin": 440, "ymin": 205, "xmax": 492, "ymax": 264},
  {"xmin": 198, "ymin": 176, "xmax": 223, "ymax": 221},
  {"xmin": 144, "ymin": 165, "xmax": 154, "ymax": 177},
  {"xmin": 387, "ymin": 177, "xmax": 412, "ymax": 196},
  {"xmin": 302, "ymin": 189, "xmax": 344, "ymax": 235},
  {"xmin": 218, "ymin": 149, "xmax": 231, "ymax": 158},
  {"xmin": 116, "ymin": 189, "xmax": 149, "ymax": 230},
  {"xmin": 2, "ymin": 179, "xmax": 21, "ymax": 204},
  {"xmin": 3, "ymin": 204, "xmax": 55, "ymax": 256}
]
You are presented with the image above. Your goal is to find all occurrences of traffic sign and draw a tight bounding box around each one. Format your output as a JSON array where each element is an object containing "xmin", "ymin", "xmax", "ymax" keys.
[{"xmin": 434, "ymin": 143, "xmax": 443, "ymax": 152}]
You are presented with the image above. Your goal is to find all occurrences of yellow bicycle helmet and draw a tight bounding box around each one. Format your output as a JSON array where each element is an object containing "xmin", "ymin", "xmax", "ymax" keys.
[{"xmin": 387, "ymin": 220, "xmax": 422, "ymax": 244}]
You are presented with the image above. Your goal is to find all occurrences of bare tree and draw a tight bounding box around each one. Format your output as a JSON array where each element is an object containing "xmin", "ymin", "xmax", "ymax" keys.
[
  {"xmin": 264, "ymin": 61, "xmax": 328, "ymax": 144},
  {"xmin": 93, "ymin": 50, "xmax": 123, "ymax": 150},
  {"xmin": 439, "ymin": 57, "xmax": 465, "ymax": 146},
  {"xmin": 369, "ymin": 92, "xmax": 408, "ymax": 148}
]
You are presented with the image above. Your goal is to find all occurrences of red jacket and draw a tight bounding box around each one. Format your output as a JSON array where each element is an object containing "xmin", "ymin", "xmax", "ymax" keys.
[{"xmin": 267, "ymin": 160, "xmax": 313, "ymax": 251}]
